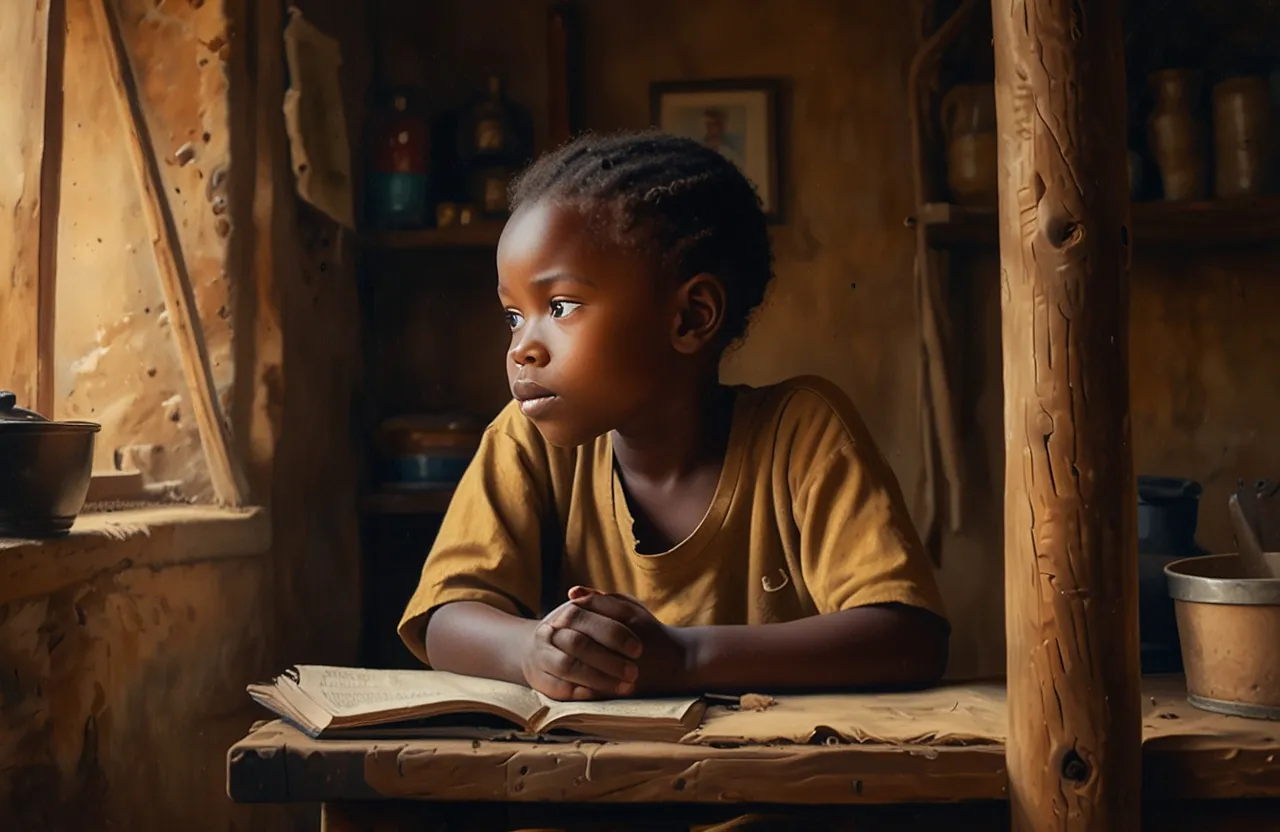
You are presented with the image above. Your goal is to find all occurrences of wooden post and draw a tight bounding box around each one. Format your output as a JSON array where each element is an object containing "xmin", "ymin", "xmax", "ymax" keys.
[{"xmin": 991, "ymin": 2, "xmax": 1142, "ymax": 829}]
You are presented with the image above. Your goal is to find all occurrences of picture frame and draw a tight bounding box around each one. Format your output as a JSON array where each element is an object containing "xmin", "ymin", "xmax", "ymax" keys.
[{"xmin": 650, "ymin": 78, "xmax": 783, "ymax": 222}]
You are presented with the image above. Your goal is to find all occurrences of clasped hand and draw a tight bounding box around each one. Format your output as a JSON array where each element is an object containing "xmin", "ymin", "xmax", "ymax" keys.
[{"xmin": 520, "ymin": 586, "xmax": 692, "ymax": 701}]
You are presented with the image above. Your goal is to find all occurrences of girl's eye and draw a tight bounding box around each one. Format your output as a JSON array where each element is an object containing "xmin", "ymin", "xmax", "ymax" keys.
[
  {"xmin": 504, "ymin": 310, "xmax": 524, "ymax": 331},
  {"xmin": 549, "ymin": 299, "xmax": 582, "ymax": 319}
]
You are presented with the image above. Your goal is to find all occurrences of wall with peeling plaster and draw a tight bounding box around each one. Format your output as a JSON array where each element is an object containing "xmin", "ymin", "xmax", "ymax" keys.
[
  {"xmin": 0, "ymin": 556, "xmax": 294, "ymax": 829},
  {"xmin": 55, "ymin": 0, "xmax": 239, "ymax": 497}
]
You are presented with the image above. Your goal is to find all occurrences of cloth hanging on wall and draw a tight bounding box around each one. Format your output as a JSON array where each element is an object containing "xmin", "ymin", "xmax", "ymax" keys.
[{"xmin": 283, "ymin": 6, "xmax": 354, "ymax": 229}]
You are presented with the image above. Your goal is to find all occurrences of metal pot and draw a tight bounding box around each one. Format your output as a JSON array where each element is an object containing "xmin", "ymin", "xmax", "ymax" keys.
[
  {"xmin": 1166, "ymin": 552, "xmax": 1280, "ymax": 720},
  {"xmin": 0, "ymin": 391, "xmax": 100, "ymax": 537}
]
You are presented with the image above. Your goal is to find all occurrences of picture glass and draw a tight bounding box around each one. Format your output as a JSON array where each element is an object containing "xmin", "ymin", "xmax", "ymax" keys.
[{"xmin": 657, "ymin": 88, "xmax": 774, "ymax": 213}]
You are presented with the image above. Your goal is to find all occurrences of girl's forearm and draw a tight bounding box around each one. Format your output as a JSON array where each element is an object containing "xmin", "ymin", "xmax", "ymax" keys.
[
  {"xmin": 683, "ymin": 605, "xmax": 949, "ymax": 694},
  {"xmin": 424, "ymin": 601, "xmax": 537, "ymax": 685}
]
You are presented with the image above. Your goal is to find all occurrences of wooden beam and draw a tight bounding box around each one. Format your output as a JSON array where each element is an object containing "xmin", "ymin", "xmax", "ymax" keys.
[
  {"xmin": 546, "ymin": 3, "xmax": 581, "ymax": 149},
  {"xmin": 90, "ymin": 0, "xmax": 249, "ymax": 506},
  {"xmin": 0, "ymin": 506, "xmax": 270, "ymax": 607},
  {"xmin": 35, "ymin": 0, "xmax": 67, "ymax": 418},
  {"xmin": 0, "ymin": 2, "xmax": 53, "ymax": 408},
  {"xmin": 992, "ymin": 1, "xmax": 1141, "ymax": 829}
]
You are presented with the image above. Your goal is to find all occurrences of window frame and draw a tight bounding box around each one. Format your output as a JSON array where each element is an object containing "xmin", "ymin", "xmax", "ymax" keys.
[{"xmin": 3, "ymin": 0, "xmax": 247, "ymax": 508}]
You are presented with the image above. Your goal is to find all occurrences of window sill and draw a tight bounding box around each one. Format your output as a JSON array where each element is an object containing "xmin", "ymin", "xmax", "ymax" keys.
[{"xmin": 0, "ymin": 504, "xmax": 271, "ymax": 606}]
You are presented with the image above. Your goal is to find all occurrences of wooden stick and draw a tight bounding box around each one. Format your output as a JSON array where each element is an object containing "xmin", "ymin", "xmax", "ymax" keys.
[
  {"xmin": 546, "ymin": 3, "xmax": 580, "ymax": 149},
  {"xmin": 1229, "ymin": 494, "xmax": 1278, "ymax": 579},
  {"xmin": 906, "ymin": 0, "xmax": 976, "ymax": 555},
  {"xmin": 35, "ymin": 0, "xmax": 67, "ymax": 418},
  {"xmin": 992, "ymin": 1, "xmax": 1142, "ymax": 829},
  {"xmin": 90, "ymin": 0, "xmax": 248, "ymax": 506}
]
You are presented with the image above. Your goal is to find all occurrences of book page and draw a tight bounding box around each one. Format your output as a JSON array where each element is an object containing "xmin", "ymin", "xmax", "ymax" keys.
[
  {"xmin": 293, "ymin": 666, "xmax": 543, "ymax": 724},
  {"xmin": 537, "ymin": 694, "xmax": 701, "ymax": 728}
]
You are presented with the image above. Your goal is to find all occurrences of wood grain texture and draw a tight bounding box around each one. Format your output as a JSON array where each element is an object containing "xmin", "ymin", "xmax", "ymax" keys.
[
  {"xmin": 230, "ymin": 721, "xmax": 1007, "ymax": 805},
  {"xmin": 992, "ymin": 0, "xmax": 1141, "ymax": 829},
  {"xmin": 227, "ymin": 677, "xmax": 1280, "ymax": 806},
  {"xmin": 35, "ymin": 0, "xmax": 67, "ymax": 418},
  {"xmin": 0, "ymin": 505, "xmax": 269, "ymax": 605},
  {"xmin": 89, "ymin": 0, "xmax": 248, "ymax": 506},
  {"xmin": 0, "ymin": 1, "xmax": 53, "ymax": 407}
]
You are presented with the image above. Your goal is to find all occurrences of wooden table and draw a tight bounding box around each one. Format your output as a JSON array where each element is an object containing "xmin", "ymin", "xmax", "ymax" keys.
[{"xmin": 227, "ymin": 676, "xmax": 1280, "ymax": 830}]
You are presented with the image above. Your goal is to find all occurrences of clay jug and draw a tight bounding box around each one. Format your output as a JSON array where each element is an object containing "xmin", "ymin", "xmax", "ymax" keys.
[
  {"xmin": 1213, "ymin": 76, "xmax": 1274, "ymax": 197},
  {"xmin": 1147, "ymin": 70, "xmax": 1207, "ymax": 201},
  {"xmin": 942, "ymin": 84, "xmax": 998, "ymax": 205}
]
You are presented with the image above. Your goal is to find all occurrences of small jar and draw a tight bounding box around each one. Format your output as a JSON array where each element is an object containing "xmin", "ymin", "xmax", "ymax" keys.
[{"xmin": 1213, "ymin": 76, "xmax": 1274, "ymax": 197}]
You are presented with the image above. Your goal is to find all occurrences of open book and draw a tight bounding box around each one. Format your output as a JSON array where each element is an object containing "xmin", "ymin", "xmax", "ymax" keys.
[{"xmin": 248, "ymin": 665, "xmax": 708, "ymax": 743}]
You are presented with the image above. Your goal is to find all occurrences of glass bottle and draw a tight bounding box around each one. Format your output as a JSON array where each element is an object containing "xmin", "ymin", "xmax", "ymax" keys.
[
  {"xmin": 457, "ymin": 75, "xmax": 529, "ymax": 217},
  {"xmin": 366, "ymin": 90, "xmax": 430, "ymax": 229}
]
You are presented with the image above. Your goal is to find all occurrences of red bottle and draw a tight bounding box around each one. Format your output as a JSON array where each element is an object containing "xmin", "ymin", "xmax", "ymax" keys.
[{"xmin": 367, "ymin": 90, "xmax": 430, "ymax": 229}]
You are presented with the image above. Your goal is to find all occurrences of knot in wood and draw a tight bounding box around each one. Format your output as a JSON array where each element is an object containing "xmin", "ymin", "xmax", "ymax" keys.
[
  {"xmin": 1043, "ymin": 216, "xmax": 1085, "ymax": 250},
  {"xmin": 1061, "ymin": 749, "xmax": 1089, "ymax": 783},
  {"xmin": 1034, "ymin": 409, "xmax": 1054, "ymax": 436}
]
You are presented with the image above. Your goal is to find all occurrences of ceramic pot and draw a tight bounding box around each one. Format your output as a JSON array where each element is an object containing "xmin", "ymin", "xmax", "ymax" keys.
[
  {"xmin": 942, "ymin": 84, "xmax": 998, "ymax": 205},
  {"xmin": 374, "ymin": 412, "xmax": 483, "ymax": 490},
  {"xmin": 0, "ymin": 391, "xmax": 100, "ymax": 537},
  {"xmin": 1148, "ymin": 69, "xmax": 1208, "ymax": 201},
  {"xmin": 1213, "ymin": 76, "xmax": 1274, "ymax": 197}
]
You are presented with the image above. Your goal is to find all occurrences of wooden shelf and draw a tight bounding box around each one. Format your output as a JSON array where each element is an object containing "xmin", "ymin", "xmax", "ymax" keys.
[
  {"xmin": 917, "ymin": 196, "xmax": 1280, "ymax": 249},
  {"xmin": 358, "ymin": 489, "xmax": 455, "ymax": 516},
  {"xmin": 360, "ymin": 222, "xmax": 505, "ymax": 251}
]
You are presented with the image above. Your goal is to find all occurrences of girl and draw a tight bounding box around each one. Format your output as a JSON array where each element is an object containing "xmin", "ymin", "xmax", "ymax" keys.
[{"xmin": 398, "ymin": 130, "xmax": 949, "ymax": 702}]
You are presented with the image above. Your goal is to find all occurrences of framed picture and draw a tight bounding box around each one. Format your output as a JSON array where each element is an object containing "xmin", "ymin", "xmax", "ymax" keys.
[{"xmin": 650, "ymin": 78, "xmax": 782, "ymax": 221}]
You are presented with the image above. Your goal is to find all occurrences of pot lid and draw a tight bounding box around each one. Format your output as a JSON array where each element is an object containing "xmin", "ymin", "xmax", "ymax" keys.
[
  {"xmin": 0, "ymin": 390, "xmax": 100, "ymax": 431},
  {"xmin": 1138, "ymin": 475, "xmax": 1202, "ymax": 504},
  {"xmin": 0, "ymin": 390, "xmax": 50, "ymax": 423}
]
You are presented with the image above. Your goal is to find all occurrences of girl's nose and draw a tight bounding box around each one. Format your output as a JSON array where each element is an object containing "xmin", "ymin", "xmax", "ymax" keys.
[{"xmin": 509, "ymin": 332, "xmax": 549, "ymax": 367}]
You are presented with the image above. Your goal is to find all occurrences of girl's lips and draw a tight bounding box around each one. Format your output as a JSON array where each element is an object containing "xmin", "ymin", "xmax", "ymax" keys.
[
  {"xmin": 512, "ymin": 378, "xmax": 557, "ymax": 418},
  {"xmin": 518, "ymin": 394, "xmax": 557, "ymax": 418}
]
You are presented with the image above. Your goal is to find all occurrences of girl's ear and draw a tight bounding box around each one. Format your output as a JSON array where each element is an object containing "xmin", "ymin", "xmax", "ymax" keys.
[{"xmin": 671, "ymin": 273, "xmax": 726, "ymax": 355}]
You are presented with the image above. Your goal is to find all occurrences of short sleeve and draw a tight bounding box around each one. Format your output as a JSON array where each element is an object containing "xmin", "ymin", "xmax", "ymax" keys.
[
  {"xmin": 396, "ymin": 406, "xmax": 551, "ymax": 665},
  {"xmin": 788, "ymin": 391, "xmax": 948, "ymax": 624}
]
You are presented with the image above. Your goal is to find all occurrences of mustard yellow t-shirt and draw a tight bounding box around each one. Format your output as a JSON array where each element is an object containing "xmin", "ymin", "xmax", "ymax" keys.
[{"xmin": 398, "ymin": 375, "xmax": 947, "ymax": 665}]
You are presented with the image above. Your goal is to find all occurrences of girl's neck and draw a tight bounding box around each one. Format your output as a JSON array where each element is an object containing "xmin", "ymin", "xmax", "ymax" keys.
[{"xmin": 610, "ymin": 381, "xmax": 735, "ymax": 486}]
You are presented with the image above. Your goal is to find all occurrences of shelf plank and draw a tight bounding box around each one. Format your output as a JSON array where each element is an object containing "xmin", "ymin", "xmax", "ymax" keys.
[
  {"xmin": 358, "ymin": 489, "xmax": 455, "ymax": 516},
  {"xmin": 360, "ymin": 222, "xmax": 505, "ymax": 251},
  {"xmin": 918, "ymin": 196, "xmax": 1280, "ymax": 249}
]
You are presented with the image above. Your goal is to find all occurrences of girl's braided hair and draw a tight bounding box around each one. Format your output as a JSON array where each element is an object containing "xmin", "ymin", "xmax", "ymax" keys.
[{"xmin": 509, "ymin": 129, "xmax": 775, "ymax": 348}]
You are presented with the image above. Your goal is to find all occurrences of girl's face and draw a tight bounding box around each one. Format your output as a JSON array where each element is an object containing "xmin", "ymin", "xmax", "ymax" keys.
[{"xmin": 496, "ymin": 198, "xmax": 681, "ymax": 447}]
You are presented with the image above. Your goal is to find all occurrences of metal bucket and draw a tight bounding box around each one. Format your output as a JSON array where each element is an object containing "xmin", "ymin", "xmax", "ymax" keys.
[{"xmin": 1165, "ymin": 552, "xmax": 1280, "ymax": 719}]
